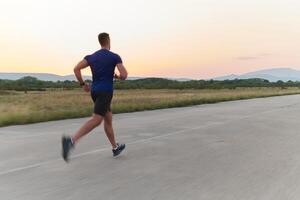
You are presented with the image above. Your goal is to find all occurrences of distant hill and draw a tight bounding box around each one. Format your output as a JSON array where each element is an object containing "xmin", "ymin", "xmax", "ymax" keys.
[
  {"xmin": 0, "ymin": 72, "xmax": 191, "ymax": 82},
  {"xmin": 0, "ymin": 73, "xmax": 141, "ymax": 81},
  {"xmin": 0, "ymin": 73, "xmax": 90, "ymax": 81},
  {"xmin": 213, "ymin": 68, "xmax": 300, "ymax": 82}
]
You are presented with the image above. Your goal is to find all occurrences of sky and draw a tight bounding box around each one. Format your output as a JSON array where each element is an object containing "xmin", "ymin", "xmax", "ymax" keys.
[{"xmin": 0, "ymin": 0, "xmax": 300, "ymax": 79}]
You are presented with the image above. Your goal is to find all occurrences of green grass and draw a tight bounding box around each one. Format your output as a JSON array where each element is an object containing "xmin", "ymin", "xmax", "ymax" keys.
[{"xmin": 1, "ymin": 88, "xmax": 300, "ymax": 127}]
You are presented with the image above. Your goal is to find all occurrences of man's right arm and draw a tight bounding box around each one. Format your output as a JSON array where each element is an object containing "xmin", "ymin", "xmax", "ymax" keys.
[{"xmin": 73, "ymin": 59, "xmax": 90, "ymax": 92}]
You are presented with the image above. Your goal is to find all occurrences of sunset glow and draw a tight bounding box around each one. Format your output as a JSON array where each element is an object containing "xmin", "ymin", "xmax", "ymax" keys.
[{"xmin": 0, "ymin": 0, "xmax": 300, "ymax": 79}]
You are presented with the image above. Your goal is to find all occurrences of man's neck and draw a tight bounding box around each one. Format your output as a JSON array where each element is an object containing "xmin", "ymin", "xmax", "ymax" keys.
[{"xmin": 101, "ymin": 46, "xmax": 110, "ymax": 50}]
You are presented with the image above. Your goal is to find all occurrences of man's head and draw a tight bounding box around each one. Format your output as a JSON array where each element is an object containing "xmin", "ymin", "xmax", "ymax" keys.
[{"xmin": 98, "ymin": 32, "xmax": 110, "ymax": 49}]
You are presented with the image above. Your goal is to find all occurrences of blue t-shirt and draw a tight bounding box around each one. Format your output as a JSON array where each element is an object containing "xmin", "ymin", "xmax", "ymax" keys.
[{"xmin": 84, "ymin": 49, "xmax": 122, "ymax": 93}]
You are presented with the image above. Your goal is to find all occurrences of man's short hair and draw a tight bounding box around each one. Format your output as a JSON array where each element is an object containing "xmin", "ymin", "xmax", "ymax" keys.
[{"xmin": 98, "ymin": 32, "xmax": 110, "ymax": 46}]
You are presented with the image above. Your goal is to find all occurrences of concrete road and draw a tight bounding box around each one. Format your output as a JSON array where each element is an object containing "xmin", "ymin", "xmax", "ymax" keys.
[{"xmin": 1, "ymin": 95, "xmax": 300, "ymax": 200}]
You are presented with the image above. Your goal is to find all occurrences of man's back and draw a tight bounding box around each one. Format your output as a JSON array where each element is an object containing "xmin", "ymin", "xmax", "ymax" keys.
[{"xmin": 84, "ymin": 49, "xmax": 122, "ymax": 93}]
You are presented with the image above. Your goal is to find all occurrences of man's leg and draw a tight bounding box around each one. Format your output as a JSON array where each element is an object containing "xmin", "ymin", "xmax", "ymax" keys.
[
  {"xmin": 72, "ymin": 113, "xmax": 103, "ymax": 144},
  {"xmin": 104, "ymin": 111, "xmax": 126, "ymax": 157},
  {"xmin": 104, "ymin": 111, "xmax": 117, "ymax": 149},
  {"xmin": 62, "ymin": 113, "xmax": 103, "ymax": 162}
]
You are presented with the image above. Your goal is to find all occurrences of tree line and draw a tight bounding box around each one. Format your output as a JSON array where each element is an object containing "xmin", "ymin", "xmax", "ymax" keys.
[
  {"xmin": 0, "ymin": 76, "xmax": 300, "ymax": 91},
  {"xmin": 115, "ymin": 78, "xmax": 300, "ymax": 89}
]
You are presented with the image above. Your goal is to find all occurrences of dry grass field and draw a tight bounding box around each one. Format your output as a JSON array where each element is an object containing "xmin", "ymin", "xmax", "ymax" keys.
[{"xmin": 1, "ymin": 88, "xmax": 300, "ymax": 127}]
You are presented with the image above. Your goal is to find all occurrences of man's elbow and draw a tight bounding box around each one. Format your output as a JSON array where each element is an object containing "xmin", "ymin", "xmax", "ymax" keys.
[
  {"xmin": 73, "ymin": 67, "xmax": 80, "ymax": 74},
  {"xmin": 120, "ymin": 72, "xmax": 128, "ymax": 80}
]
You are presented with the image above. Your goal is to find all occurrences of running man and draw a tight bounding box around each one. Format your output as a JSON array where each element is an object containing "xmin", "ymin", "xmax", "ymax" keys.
[{"xmin": 62, "ymin": 32, "xmax": 128, "ymax": 162}]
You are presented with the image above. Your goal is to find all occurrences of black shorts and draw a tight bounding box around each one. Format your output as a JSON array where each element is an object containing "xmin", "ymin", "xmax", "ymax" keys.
[{"xmin": 91, "ymin": 91, "xmax": 113, "ymax": 116}]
